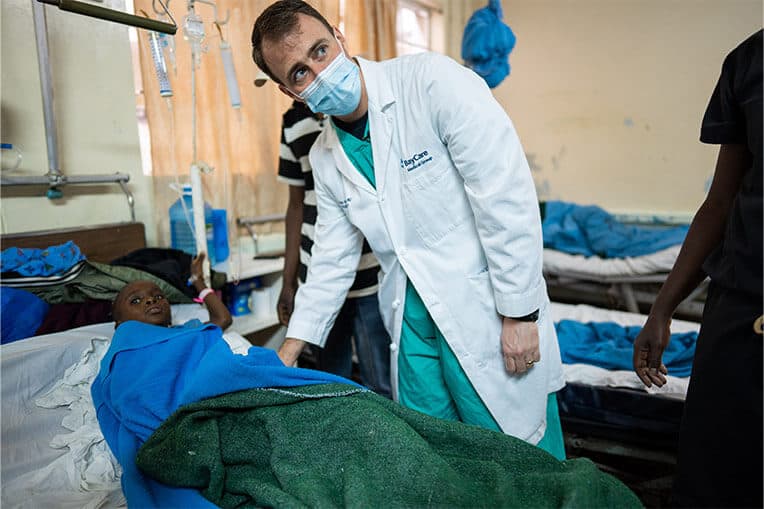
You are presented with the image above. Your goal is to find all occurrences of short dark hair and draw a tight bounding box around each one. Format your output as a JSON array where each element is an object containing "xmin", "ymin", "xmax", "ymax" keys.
[{"xmin": 251, "ymin": 0, "xmax": 334, "ymax": 85}]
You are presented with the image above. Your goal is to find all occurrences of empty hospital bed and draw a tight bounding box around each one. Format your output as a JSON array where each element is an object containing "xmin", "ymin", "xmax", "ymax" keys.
[{"xmin": 542, "ymin": 201, "xmax": 706, "ymax": 320}]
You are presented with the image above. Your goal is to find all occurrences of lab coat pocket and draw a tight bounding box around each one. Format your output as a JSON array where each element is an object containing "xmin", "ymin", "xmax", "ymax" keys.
[{"xmin": 402, "ymin": 164, "xmax": 472, "ymax": 247}]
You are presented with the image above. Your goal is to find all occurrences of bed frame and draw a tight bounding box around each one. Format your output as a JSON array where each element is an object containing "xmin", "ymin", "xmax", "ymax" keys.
[
  {"xmin": 1, "ymin": 222, "xmax": 146, "ymax": 263},
  {"xmin": 545, "ymin": 273, "xmax": 706, "ymax": 321}
]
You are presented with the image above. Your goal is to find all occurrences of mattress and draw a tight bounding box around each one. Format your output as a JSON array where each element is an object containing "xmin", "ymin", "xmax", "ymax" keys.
[
  {"xmin": 1, "ymin": 305, "xmax": 250, "ymax": 509},
  {"xmin": 544, "ymin": 245, "xmax": 680, "ymax": 280}
]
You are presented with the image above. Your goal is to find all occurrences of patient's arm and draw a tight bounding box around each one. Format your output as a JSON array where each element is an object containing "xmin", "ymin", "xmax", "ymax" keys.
[{"xmin": 191, "ymin": 253, "xmax": 233, "ymax": 330}]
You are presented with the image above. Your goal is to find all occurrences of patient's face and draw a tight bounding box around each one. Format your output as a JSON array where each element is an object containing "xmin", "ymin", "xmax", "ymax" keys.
[{"xmin": 113, "ymin": 281, "xmax": 171, "ymax": 327}]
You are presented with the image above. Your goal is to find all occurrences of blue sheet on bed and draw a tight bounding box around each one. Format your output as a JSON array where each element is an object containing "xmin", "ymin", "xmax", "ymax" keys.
[
  {"xmin": 555, "ymin": 320, "xmax": 697, "ymax": 376},
  {"xmin": 542, "ymin": 201, "xmax": 689, "ymax": 258},
  {"xmin": 91, "ymin": 320, "xmax": 360, "ymax": 508}
]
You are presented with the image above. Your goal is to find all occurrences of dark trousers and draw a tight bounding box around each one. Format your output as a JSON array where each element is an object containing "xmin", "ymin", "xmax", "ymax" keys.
[
  {"xmin": 316, "ymin": 293, "xmax": 392, "ymax": 398},
  {"xmin": 672, "ymin": 283, "xmax": 763, "ymax": 508}
]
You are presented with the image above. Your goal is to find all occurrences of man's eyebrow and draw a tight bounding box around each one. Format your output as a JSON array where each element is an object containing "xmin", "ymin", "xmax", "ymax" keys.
[{"xmin": 286, "ymin": 38, "xmax": 330, "ymax": 84}]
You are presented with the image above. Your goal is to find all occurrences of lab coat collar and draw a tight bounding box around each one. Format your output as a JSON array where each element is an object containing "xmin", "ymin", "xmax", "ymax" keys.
[
  {"xmin": 357, "ymin": 57, "xmax": 395, "ymax": 195},
  {"xmin": 322, "ymin": 124, "xmax": 377, "ymax": 194},
  {"xmin": 320, "ymin": 57, "xmax": 395, "ymax": 196},
  {"xmin": 357, "ymin": 57, "xmax": 396, "ymax": 112}
]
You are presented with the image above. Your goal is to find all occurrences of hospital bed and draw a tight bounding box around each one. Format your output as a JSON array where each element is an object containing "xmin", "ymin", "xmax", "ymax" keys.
[
  {"xmin": 1, "ymin": 224, "xmax": 142, "ymax": 508},
  {"xmin": 550, "ymin": 301, "xmax": 699, "ymax": 506},
  {"xmin": 544, "ymin": 246, "xmax": 708, "ymax": 320},
  {"xmin": 0, "ymin": 222, "xmax": 254, "ymax": 508},
  {"xmin": 541, "ymin": 201, "xmax": 706, "ymax": 320}
]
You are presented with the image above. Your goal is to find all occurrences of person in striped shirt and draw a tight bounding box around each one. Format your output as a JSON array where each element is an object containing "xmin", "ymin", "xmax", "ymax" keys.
[{"xmin": 276, "ymin": 100, "xmax": 392, "ymax": 398}]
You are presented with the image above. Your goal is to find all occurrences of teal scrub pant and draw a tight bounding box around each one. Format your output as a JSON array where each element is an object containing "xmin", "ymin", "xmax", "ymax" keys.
[{"xmin": 397, "ymin": 281, "xmax": 566, "ymax": 461}]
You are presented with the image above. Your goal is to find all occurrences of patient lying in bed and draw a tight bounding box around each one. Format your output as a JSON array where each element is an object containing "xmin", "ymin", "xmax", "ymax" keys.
[
  {"xmin": 94, "ymin": 282, "xmax": 641, "ymax": 508},
  {"xmin": 112, "ymin": 253, "xmax": 232, "ymax": 331}
]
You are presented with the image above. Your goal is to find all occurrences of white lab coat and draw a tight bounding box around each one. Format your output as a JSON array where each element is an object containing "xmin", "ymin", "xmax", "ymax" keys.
[{"xmin": 287, "ymin": 53, "xmax": 564, "ymax": 444}]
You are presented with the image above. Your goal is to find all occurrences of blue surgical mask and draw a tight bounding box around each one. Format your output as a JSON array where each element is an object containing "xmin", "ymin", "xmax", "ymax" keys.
[{"xmin": 298, "ymin": 49, "xmax": 361, "ymax": 117}]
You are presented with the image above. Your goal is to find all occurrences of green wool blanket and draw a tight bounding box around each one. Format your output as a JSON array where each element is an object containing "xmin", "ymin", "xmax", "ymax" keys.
[{"xmin": 136, "ymin": 384, "xmax": 641, "ymax": 508}]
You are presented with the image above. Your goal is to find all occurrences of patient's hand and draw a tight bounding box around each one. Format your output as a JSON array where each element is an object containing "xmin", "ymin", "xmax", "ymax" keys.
[
  {"xmin": 633, "ymin": 318, "xmax": 670, "ymax": 387},
  {"xmin": 501, "ymin": 318, "xmax": 540, "ymax": 375}
]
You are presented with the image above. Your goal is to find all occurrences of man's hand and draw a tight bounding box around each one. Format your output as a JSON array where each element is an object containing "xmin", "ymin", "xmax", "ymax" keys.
[
  {"xmin": 501, "ymin": 317, "xmax": 540, "ymax": 375},
  {"xmin": 278, "ymin": 338, "xmax": 306, "ymax": 367},
  {"xmin": 277, "ymin": 284, "xmax": 297, "ymax": 326},
  {"xmin": 633, "ymin": 317, "xmax": 670, "ymax": 387}
]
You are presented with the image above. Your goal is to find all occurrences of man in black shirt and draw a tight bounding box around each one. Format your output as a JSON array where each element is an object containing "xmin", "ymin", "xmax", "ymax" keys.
[{"xmin": 633, "ymin": 30, "xmax": 763, "ymax": 507}]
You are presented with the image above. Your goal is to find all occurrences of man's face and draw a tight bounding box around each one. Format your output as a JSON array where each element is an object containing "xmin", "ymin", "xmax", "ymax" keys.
[
  {"xmin": 114, "ymin": 281, "xmax": 171, "ymax": 327},
  {"xmin": 261, "ymin": 13, "xmax": 344, "ymax": 96}
]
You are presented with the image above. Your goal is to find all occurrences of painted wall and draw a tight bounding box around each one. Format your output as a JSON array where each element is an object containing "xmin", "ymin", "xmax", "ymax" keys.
[
  {"xmin": 490, "ymin": 0, "xmax": 762, "ymax": 220},
  {"xmin": 1, "ymin": 0, "xmax": 156, "ymax": 243}
]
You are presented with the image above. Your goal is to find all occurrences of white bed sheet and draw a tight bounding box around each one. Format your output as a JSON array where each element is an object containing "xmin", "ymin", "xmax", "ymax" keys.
[
  {"xmin": 550, "ymin": 302, "xmax": 699, "ymax": 400},
  {"xmin": 1, "ymin": 304, "xmax": 250, "ymax": 509},
  {"xmin": 543, "ymin": 245, "xmax": 680, "ymax": 279}
]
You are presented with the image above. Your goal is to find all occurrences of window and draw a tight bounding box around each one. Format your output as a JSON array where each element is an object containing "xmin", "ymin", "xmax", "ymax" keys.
[{"xmin": 396, "ymin": 0, "xmax": 444, "ymax": 56}]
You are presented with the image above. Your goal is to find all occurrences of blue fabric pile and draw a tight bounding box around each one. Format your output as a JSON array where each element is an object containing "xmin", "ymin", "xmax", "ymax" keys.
[
  {"xmin": 461, "ymin": 0, "xmax": 516, "ymax": 88},
  {"xmin": 542, "ymin": 200, "xmax": 689, "ymax": 258},
  {"xmin": 556, "ymin": 320, "xmax": 697, "ymax": 377},
  {"xmin": 1, "ymin": 241, "xmax": 85, "ymax": 276},
  {"xmin": 91, "ymin": 319, "xmax": 360, "ymax": 508}
]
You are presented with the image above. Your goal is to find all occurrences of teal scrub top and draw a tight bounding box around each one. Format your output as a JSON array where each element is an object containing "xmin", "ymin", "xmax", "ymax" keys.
[
  {"xmin": 332, "ymin": 118, "xmax": 427, "ymax": 318},
  {"xmin": 332, "ymin": 119, "xmax": 376, "ymax": 188}
]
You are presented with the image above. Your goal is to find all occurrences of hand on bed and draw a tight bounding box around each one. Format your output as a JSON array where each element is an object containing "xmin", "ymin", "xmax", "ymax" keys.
[
  {"xmin": 632, "ymin": 319, "xmax": 670, "ymax": 387},
  {"xmin": 500, "ymin": 317, "xmax": 541, "ymax": 375}
]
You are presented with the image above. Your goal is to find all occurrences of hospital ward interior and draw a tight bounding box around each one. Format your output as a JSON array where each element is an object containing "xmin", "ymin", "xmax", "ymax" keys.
[{"xmin": 1, "ymin": 0, "xmax": 762, "ymax": 507}]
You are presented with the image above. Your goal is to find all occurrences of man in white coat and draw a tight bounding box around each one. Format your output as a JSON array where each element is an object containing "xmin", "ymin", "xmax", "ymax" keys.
[{"xmin": 251, "ymin": 0, "xmax": 565, "ymax": 458}]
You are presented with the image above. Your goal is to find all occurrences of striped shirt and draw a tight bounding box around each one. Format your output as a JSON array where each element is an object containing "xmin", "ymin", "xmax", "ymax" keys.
[{"xmin": 277, "ymin": 101, "xmax": 380, "ymax": 298}]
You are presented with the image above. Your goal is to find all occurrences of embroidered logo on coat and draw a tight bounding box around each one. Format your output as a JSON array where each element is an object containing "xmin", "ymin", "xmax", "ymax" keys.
[
  {"xmin": 400, "ymin": 150, "xmax": 433, "ymax": 171},
  {"xmin": 337, "ymin": 197, "xmax": 352, "ymax": 209}
]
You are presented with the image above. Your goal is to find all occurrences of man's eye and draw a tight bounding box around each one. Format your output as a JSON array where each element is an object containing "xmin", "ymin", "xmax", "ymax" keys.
[
  {"xmin": 293, "ymin": 68, "xmax": 307, "ymax": 83},
  {"xmin": 131, "ymin": 297, "xmax": 141, "ymax": 305},
  {"xmin": 316, "ymin": 45, "xmax": 328, "ymax": 58},
  {"xmin": 154, "ymin": 294, "xmax": 165, "ymax": 301}
]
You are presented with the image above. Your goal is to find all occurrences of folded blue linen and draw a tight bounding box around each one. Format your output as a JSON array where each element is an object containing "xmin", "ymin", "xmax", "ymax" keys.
[{"xmin": 556, "ymin": 319, "xmax": 697, "ymax": 377}]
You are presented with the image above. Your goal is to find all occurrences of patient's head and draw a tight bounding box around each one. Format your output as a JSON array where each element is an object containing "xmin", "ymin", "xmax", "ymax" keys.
[{"xmin": 113, "ymin": 280, "xmax": 172, "ymax": 327}]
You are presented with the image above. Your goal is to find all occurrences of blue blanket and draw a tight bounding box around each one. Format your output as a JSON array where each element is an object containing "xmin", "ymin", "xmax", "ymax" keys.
[
  {"xmin": 1, "ymin": 240, "xmax": 85, "ymax": 276},
  {"xmin": 555, "ymin": 320, "xmax": 697, "ymax": 376},
  {"xmin": 91, "ymin": 320, "xmax": 360, "ymax": 508},
  {"xmin": 542, "ymin": 201, "xmax": 689, "ymax": 258},
  {"xmin": 1, "ymin": 287, "xmax": 49, "ymax": 343}
]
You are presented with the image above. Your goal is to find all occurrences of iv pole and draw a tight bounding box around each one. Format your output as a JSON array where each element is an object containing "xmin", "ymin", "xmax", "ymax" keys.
[{"xmin": 185, "ymin": 0, "xmax": 228, "ymax": 285}]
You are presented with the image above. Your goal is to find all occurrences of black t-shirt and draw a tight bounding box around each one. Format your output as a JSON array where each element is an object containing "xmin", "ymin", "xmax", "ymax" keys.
[
  {"xmin": 700, "ymin": 30, "xmax": 763, "ymax": 297},
  {"xmin": 332, "ymin": 112, "xmax": 369, "ymax": 140}
]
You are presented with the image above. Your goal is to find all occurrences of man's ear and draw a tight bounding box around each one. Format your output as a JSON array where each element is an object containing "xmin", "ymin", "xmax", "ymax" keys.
[
  {"xmin": 278, "ymin": 83, "xmax": 303, "ymax": 102},
  {"xmin": 333, "ymin": 25, "xmax": 348, "ymax": 52}
]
